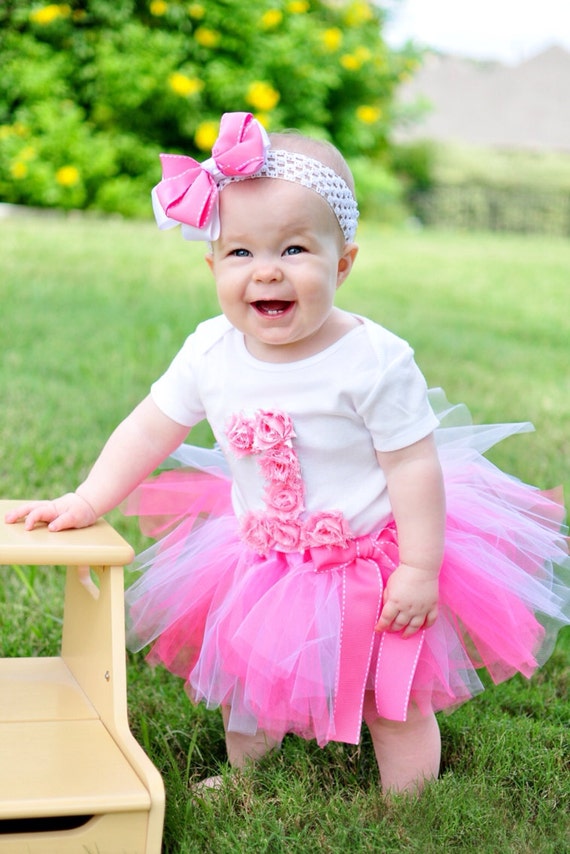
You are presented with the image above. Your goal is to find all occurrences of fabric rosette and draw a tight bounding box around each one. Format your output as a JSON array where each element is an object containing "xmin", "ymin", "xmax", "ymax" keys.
[
  {"xmin": 225, "ymin": 412, "xmax": 256, "ymax": 457},
  {"xmin": 302, "ymin": 511, "xmax": 353, "ymax": 550},
  {"xmin": 225, "ymin": 409, "xmax": 354, "ymax": 555}
]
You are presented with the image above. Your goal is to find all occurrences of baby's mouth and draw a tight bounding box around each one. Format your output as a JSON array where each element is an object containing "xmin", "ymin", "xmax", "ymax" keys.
[{"xmin": 252, "ymin": 300, "xmax": 293, "ymax": 316}]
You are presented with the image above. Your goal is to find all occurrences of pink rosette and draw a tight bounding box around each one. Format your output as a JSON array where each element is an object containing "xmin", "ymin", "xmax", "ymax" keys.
[
  {"xmin": 252, "ymin": 410, "xmax": 296, "ymax": 451},
  {"xmin": 268, "ymin": 516, "xmax": 304, "ymax": 552},
  {"xmin": 266, "ymin": 481, "xmax": 305, "ymax": 518},
  {"xmin": 240, "ymin": 511, "xmax": 276, "ymax": 556},
  {"xmin": 302, "ymin": 510, "xmax": 353, "ymax": 549},
  {"xmin": 226, "ymin": 413, "xmax": 255, "ymax": 457},
  {"xmin": 258, "ymin": 445, "xmax": 302, "ymax": 483},
  {"xmin": 228, "ymin": 407, "xmax": 354, "ymax": 556}
]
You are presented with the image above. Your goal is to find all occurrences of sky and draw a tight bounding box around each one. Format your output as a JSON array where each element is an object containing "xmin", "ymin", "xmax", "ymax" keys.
[{"xmin": 383, "ymin": 0, "xmax": 570, "ymax": 64}]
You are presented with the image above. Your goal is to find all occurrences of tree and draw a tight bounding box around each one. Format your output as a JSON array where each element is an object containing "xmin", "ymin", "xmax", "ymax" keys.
[{"xmin": 0, "ymin": 0, "xmax": 418, "ymax": 215}]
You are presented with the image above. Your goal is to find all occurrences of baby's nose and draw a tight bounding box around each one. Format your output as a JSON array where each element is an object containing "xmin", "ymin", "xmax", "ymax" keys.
[{"xmin": 253, "ymin": 260, "xmax": 284, "ymax": 283}]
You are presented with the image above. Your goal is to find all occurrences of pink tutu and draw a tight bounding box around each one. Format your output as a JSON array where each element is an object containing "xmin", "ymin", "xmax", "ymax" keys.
[{"xmin": 124, "ymin": 391, "xmax": 570, "ymax": 747}]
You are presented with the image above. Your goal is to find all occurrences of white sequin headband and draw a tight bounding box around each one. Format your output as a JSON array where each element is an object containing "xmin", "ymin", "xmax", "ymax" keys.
[
  {"xmin": 218, "ymin": 149, "xmax": 359, "ymax": 242},
  {"xmin": 152, "ymin": 111, "xmax": 359, "ymax": 242}
]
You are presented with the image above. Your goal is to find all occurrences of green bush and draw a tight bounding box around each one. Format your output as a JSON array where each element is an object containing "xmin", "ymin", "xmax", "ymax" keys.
[
  {"xmin": 350, "ymin": 156, "xmax": 408, "ymax": 224},
  {"xmin": 413, "ymin": 184, "xmax": 570, "ymax": 235},
  {"xmin": 389, "ymin": 139, "xmax": 438, "ymax": 193},
  {"xmin": 0, "ymin": 0, "xmax": 418, "ymax": 217},
  {"xmin": 428, "ymin": 142, "xmax": 570, "ymax": 191},
  {"xmin": 403, "ymin": 142, "xmax": 570, "ymax": 235}
]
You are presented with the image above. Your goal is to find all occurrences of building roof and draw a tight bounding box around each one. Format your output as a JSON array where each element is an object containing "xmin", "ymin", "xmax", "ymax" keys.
[{"xmin": 395, "ymin": 45, "xmax": 570, "ymax": 152}]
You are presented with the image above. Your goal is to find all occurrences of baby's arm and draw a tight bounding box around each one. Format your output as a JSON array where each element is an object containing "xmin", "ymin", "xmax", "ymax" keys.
[
  {"xmin": 375, "ymin": 433, "xmax": 445, "ymax": 638},
  {"xmin": 5, "ymin": 395, "xmax": 189, "ymax": 531}
]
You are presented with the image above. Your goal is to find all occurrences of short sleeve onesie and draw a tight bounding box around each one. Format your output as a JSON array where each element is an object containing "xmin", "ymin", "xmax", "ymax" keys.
[{"xmin": 151, "ymin": 314, "xmax": 438, "ymax": 535}]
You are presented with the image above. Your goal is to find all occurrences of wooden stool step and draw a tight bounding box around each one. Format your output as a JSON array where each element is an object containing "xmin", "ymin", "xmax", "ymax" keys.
[
  {"xmin": 0, "ymin": 657, "xmax": 96, "ymax": 722},
  {"xmin": 0, "ymin": 501, "xmax": 165, "ymax": 853},
  {"xmin": 0, "ymin": 719, "xmax": 150, "ymax": 819}
]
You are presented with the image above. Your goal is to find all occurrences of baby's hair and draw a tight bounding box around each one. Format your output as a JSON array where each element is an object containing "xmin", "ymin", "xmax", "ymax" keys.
[{"xmin": 268, "ymin": 131, "xmax": 356, "ymax": 197}]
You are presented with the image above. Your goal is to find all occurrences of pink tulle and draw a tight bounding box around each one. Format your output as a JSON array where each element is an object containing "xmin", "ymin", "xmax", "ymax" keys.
[{"xmin": 123, "ymin": 400, "xmax": 570, "ymax": 747}]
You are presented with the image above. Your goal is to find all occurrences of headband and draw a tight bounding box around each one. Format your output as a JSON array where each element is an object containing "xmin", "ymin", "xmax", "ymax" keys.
[{"xmin": 151, "ymin": 111, "xmax": 359, "ymax": 243}]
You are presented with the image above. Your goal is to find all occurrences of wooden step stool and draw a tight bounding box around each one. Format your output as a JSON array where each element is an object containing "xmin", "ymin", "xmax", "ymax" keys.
[{"xmin": 0, "ymin": 500, "xmax": 165, "ymax": 853}]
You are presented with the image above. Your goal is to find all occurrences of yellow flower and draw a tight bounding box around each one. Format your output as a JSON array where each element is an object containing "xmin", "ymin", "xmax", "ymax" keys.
[
  {"xmin": 10, "ymin": 161, "xmax": 28, "ymax": 180},
  {"xmin": 246, "ymin": 81, "xmax": 280, "ymax": 112},
  {"xmin": 373, "ymin": 53, "xmax": 388, "ymax": 72},
  {"xmin": 29, "ymin": 4, "xmax": 71, "ymax": 25},
  {"xmin": 187, "ymin": 2, "xmax": 205, "ymax": 18},
  {"xmin": 287, "ymin": 0, "xmax": 309, "ymax": 12},
  {"xmin": 344, "ymin": 1, "xmax": 373, "ymax": 27},
  {"xmin": 261, "ymin": 9, "xmax": 283, "ymax": 29},
  {"xmin": 149, "ymin": 0, "xmax": 168, "ymax": 16},
  {"xmin": 340, "ymin": 54, "xmax": 361, "ymax": 71},
  {"xmin": 356, "ymin": 105, "xmax": 381, "ymax": 124},
  {"xmin": 321, "ymin": 27, "xmax": 343, "ymax": 52},
  {"xmin": 195, "ymin": 121, "xmax": 219, "ymax": 151},
  {"xmin": 354, "ymin": 46, "xmax": 371, "ymax": 63},
  {"xmin": 195, "ymin": 27, "xmax": 221, "ymax": 48},
  {"xmin": 340, "ymin": 47, "xmax": 370, "ymax": 71},
  {"xmin": 56, "ymin": 165, "xmax": 80, "ymax": 187},
  {"xmin": 253, "ymin": 112, "xmax": 271, "ymax": 129},
  {"xmin": 168, "ymin": 72, "xmax": 203, "ymax": 97},
  {"xmin": 402, "ymin": 57, "xmax": 420, "ymax": 74},
  {"xmin": 20, "ymin": 146, "xmax": 37, "ymax": 161}
]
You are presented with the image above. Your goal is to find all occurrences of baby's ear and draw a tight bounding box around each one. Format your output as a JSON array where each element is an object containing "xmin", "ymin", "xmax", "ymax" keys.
[
  {"xmin": 204, "ymin": 252, "xmax": 214, "ymax": 274},
  {"xmin": 336, "ymin": 242, "xmax": 359, "ymax": 288}
]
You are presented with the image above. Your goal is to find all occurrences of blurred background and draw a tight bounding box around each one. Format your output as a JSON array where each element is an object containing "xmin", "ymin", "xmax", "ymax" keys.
[{"xmin": 1, "ymin": 0, "xmax": 569, "ymax": 235}]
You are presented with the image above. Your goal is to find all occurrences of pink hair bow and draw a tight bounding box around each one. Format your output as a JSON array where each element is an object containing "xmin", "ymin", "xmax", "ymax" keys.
[{"xmin": 151, "ymin": 112, "xmax": 270, "ymax": 241}]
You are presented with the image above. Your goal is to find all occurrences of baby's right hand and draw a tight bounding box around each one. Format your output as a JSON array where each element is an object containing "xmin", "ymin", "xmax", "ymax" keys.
[{"xmin": 5, "ymin": 492, "xmax": 98, "ymax": 532}]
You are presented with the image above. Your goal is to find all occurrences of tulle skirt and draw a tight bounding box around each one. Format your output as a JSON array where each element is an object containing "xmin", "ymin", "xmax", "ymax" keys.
[{"xmin": 124, "ymin": 391, "xmax": 570, "ymax": 746}]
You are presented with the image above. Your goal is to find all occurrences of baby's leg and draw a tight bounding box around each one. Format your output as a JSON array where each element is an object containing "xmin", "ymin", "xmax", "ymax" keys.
[
  {"xmin": 363, "ymin": 692, "xmax": 441, "ymax": 794},
  {"xmin": 221, "ymin": 706, "xmax": 281, "ymax": 769}
]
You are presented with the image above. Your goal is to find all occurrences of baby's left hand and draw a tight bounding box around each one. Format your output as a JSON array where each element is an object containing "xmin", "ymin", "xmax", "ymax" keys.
[{"xmin": 375, "ymin": 563, "xmax": 439, "ymax": 638}]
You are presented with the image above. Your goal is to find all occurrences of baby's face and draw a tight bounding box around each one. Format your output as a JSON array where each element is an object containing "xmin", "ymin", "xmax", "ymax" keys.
[{"xmin": 206, "ymin": 177, "xmax": 357, "ymax": 362}]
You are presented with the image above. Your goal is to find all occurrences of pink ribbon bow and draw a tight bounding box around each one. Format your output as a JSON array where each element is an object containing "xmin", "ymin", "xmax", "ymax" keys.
[
  {"xmin": 151, "ymin": 112, "xmax": 270, "ymax": 241},
  {"xmin": 310, "ymin": 528, "xmax": 425, "ymax": 743}
]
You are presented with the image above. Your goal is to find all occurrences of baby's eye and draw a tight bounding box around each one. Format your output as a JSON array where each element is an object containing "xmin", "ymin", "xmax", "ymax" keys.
[
  {"xmin": 284, "ymin": 245, "xmax": 305, "ymax": 256},
  {"xmin": 231, "ymin": 248, "xmax": 251, "ymax": 257}
]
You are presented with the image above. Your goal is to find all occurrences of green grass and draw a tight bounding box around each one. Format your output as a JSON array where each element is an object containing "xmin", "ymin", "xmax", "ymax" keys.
[{"xmin": 1, "ymin": 215, "xmax": 569, "ymax": 852}]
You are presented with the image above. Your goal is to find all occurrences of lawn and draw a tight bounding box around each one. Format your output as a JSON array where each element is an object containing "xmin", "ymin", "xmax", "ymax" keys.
[{"xmin": 1, "ymin": 214, "xmax": 569, "ymax": 853}]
